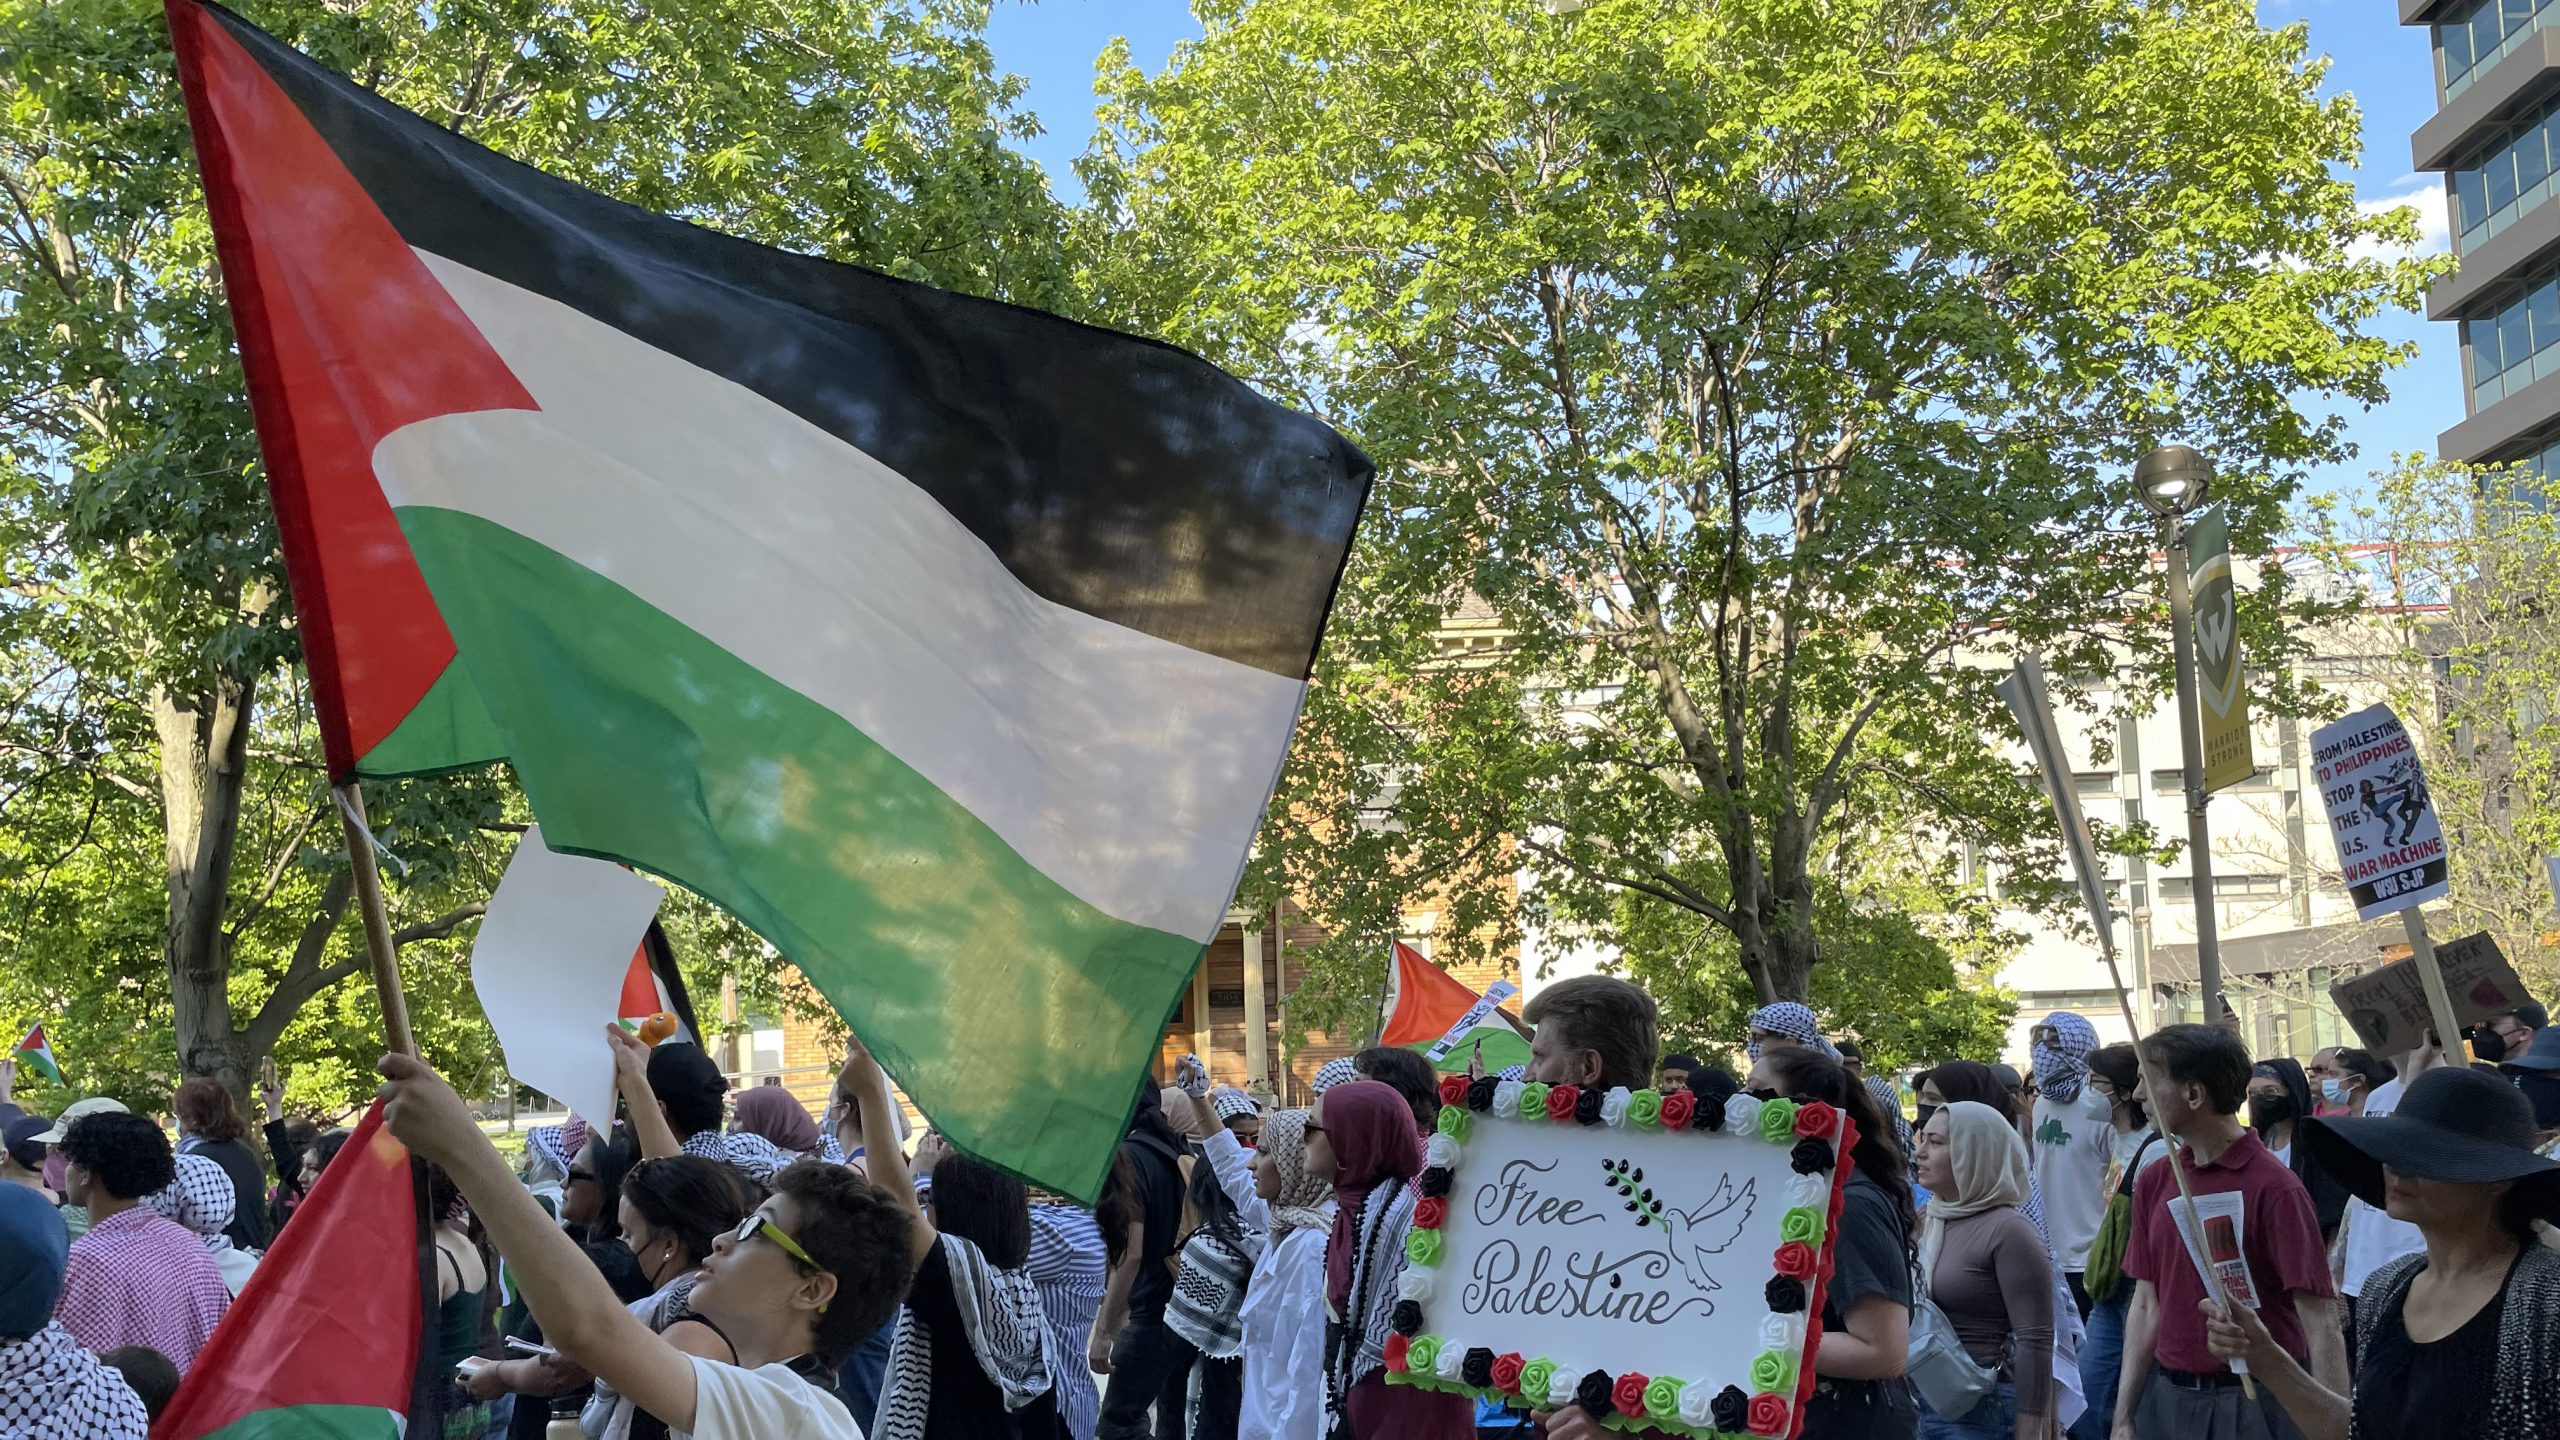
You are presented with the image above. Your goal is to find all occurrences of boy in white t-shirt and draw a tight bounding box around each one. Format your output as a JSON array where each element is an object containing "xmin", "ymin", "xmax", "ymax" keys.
[
  {"xmin": 2028, "ymin": 1011, "xmax": 2116, "ymax": 1313},
  {"xmin": 379, "ymin": 1031, "xmax": 917, "ymax": 1440}
]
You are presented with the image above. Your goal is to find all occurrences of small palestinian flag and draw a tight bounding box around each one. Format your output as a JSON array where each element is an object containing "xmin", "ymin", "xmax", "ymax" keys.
[
  {"xmin": 1379, "ymin": 941, "xmax": 1530, "ymax": 1074},
  {"xmin": 8, "ymin": 1025, "xmax": 62, "ymax": 1087},
  {"xmin": 618, "ymin": 923, "xmax": 697, "ymax": 1043},
  {"xmin": 166, "ymin": 0, "xmax": 1369, "ymax": 1200},
  {"xmin": 158, "ymin": 1099, "xmax": 419, "ymax": 1440}
]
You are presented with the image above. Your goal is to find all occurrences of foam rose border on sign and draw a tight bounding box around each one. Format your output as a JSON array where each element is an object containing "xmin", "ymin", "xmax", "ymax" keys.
[{"xmin": 1382, "ymin": 1077, "xmax": 1855, "ymax": 1439}]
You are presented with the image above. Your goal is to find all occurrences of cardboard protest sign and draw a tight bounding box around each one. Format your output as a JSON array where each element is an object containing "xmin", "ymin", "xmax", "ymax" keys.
[
  {"xmin": 1387, "ymin": 1076, "xmax": 1851, "ymax": 1437},
  {"xmin": 2327, "ymin": 931, "xmax": 2533, "ymax": 1054},
  {"xmin": 2309, "ymin": 705, "xmax": 2447, "ymax": 920},
  {"xmin": 470, "ymin": 826, "xmax": 667, "ymax": 1128}
]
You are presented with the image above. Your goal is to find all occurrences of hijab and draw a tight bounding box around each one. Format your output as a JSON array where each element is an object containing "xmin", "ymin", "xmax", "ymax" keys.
[
  {"xmin": 1320, "ymin": 1081, "xmax": 1421, "ymax": 1313},
  {"xmin": 1919, "ymin": 1100, "xmax": 2031, "ymax": 1277},
  {"xmin": 1163, "ymin": 1086, "xmax": 1216, "ymax": 1144},
  {"xmin": 1257, "ymin": 1110, "xmax": 1335, "ymax": 1240},
  {"xmin": 1920, "ymin": 1060, "xmax": 2011, "ymax": 1120},
  {"xmin": 1128, "ymin": 1080, "xmax": 1189, "ymax": 1155},
  {"xmin": 2032, "ymin": 1012, "xmax": 2098, "ymax": 1102},
  {"xmin": 729, "ymin": 1086, "xmax": 820, "ymax": 1156}
]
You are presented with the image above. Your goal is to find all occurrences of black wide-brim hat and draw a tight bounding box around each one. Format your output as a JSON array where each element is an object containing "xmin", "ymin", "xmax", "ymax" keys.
[{"xmin": 2304, "ymin": 1067, "xmax": 2560, "ymax": 1223}]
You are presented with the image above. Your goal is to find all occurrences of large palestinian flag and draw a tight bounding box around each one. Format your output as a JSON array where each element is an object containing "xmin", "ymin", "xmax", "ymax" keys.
[
  {"xmin": 1379, "ymin": 941, "xmax": 1530, "ymax": 1074},
  {"xmin": 166, "ymin": 0, "xmax": 1371, "ymax": 1199},
  {"xmin": 159, "ymin": 1100, "xmax": 419, "ymax": 1440}
]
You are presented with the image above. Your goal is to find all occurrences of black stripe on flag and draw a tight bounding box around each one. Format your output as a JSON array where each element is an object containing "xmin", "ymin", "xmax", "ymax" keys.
[{"xmin": 200, "ymin": 3, "xmax": 1371, "ymax": 679}]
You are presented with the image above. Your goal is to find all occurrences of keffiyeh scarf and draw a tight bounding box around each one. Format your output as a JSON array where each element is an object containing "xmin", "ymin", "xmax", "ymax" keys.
[
  {"xmin": 1312, "ymin": 1056, "xmax": 1361, "ymax": 1094},
  {"xmin": 876, "ymin": 1233, "xmax": 1054, "ymax": 1440},
  {"xmin": 2033, "ymin": 1012, "xmax": 2099, "ymax": 1102},
  {"xmin": 1329, "ymin": 1178, "xmax": 1417, "ymax": 1395},
  {"xmin": 1258, "ymin": 1111, "xmax": 1336, "ymax": 1240},
  {"xmin": 1746, "ymin": 1002, "xmax": 1840, "ymax": 1062},
  {"xmin": 0, "ymin": 1323, "xmax": 150, "ymax": 1440},
  {"xmin": 1866, "ymin": 1077, "xmax": 1916, "ymax": 1169}
]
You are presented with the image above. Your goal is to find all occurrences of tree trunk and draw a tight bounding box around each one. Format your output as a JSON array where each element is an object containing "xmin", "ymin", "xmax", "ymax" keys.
[{"xmin": 156, "ymin": 669, "xmax": 256, "ymax": 1098}]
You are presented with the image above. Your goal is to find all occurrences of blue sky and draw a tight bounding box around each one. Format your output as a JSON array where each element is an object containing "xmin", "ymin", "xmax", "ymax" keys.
[{"xmin": 983, "ymin": 0, "xmax": 2460, "ymax": 499}]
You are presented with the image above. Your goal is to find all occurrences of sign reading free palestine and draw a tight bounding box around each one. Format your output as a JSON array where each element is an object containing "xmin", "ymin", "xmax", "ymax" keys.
[{"xmin": 1387, "ymin": 1077, "xmax": 1851, "ymax": 1437}]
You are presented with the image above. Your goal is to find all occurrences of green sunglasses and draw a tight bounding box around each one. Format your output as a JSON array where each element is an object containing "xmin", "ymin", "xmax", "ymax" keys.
[{"xmin": 734, "ymin": 1212, "xmax": 827, "ymax": 1309}]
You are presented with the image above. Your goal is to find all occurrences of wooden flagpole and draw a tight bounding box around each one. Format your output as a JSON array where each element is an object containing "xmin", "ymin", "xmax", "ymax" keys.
[
  {"xmin": 335, "ymin": 781, "xmax": 417, "ymax": 1058},
  {"xmin": 2399, "ymin": 909, "xmax": 2465, "ymax": 1067}
]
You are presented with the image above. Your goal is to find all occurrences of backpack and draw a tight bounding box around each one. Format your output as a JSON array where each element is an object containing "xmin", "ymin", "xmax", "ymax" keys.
[{"xmin": 2081, "ymin": 1132, "xmax": 2161, "ymax": 1303}]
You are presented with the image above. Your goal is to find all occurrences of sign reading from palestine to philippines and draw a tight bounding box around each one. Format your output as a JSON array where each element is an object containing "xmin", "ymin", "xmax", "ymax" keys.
[
  {"xmin": 2310, "ymin": 704, "xmax": 2448, "ymax": 921},
  {"xmin": 1388, "ymin": 1079, "xmax": 1852, "ymax": 1437},
  {"xmin": 2187, "ymin": 506, "xmax": 2258, "ymax": 792}
]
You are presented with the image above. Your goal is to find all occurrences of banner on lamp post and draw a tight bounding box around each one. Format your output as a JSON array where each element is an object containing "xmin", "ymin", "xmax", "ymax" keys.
[{"xmin": 2188, "ymin": 506, "xmax": 2256, "ymax": 793}]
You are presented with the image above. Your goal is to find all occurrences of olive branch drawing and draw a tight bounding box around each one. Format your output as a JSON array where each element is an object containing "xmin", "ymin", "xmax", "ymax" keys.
[{"xmin": 1601, "ymin": 1157, "xmax": 1756, "ymax": 1292}]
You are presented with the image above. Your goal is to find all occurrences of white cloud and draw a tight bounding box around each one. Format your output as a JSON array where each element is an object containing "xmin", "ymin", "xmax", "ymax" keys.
[{"xmin": 2351, "ymin": 177, "xmax": 2451, "ymax": 262}]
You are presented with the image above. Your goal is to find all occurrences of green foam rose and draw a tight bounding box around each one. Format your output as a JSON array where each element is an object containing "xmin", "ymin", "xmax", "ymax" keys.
[
  {"xmin": 1628, "ymin": 1088, "xmax": 1663, "ymax": 1128},
  {"xmin": 1518, "ymin": 1358, "xmax": 1558, "ymax": 1406},
  {"xmin": 1756, "ymin": 1096, "xmax": 1801, "ymax": 1143},
  {"xmin": 1406, "ymin": 1335, "xmax": 1442, "ymax": 1378},
  {"xmin": 1436, "ymin": 1104, "xmax": 1470, "ymax": 1141},
  {"xmin": 1406, "ymin": 1227, "xmax": 1444, "ymax": 1267},
  {"xmin": 1779, "ymin": 1205, "xmax": 1826, "ymax": 1245},
  {"xmin": 1519, "ymin": 1082, "xmax": 1551, "ymax": 1120},
  {"xmin": 1642, "ymin": 1375, "xmax": 1684, "ymax": 1416},
  {"xmin": 1749, "ymin": 1349, "xmax": 1798, "ymax": 1394}
]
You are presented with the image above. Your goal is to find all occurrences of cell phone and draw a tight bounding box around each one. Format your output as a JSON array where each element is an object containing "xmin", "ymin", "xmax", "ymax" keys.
[
  {"xmin": 505, "ymin": 1338, "xmax": 556, "ymax": 1356},
  {"xmin": 455, "ymin": 1356, "xmax": 492, "ymax": 1377}
]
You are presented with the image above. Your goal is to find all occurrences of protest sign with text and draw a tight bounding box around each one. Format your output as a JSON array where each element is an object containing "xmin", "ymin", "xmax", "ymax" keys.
[
  {"xmin": 2309, "ymin": 704, "xmax": 2447, "ymax": 920},
  {"xmin": 2328, "ymin": 931, "xmax": 2533, "ymax": 1054},
  {"xmin": 1387, "ymin": 1077, "xmax": 1849, "ymax": 1437}
]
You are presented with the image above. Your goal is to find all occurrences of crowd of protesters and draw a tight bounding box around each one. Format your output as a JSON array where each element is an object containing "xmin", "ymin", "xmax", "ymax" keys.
[{"xmin": 3, "ymin": 981, "xmax": 2557, "ymax": 1440}]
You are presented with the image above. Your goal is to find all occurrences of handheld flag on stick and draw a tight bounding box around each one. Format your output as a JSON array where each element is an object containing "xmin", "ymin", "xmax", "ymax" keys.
[
  {"xmin": 1379, "ymin": 941, "xmax": 1531, "ymax": 1074},
  {"xmin": 8, "ymin": 1025, "xmax": 62, "ymax": 1087},
  {"xmin": 158, "ymin": 1099, "xmax": 420, "ymax": 1440},
  {"xmin": 165, "ymin": 0, "xmax": 1370, "ymax": 1200}
]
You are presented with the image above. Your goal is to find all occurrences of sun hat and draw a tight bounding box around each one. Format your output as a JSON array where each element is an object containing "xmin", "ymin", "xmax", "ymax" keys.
[
  {"xmin": 2502, "ymin": 1023, "xmax": 2560, "ymax": 1074},
  {"xmin": 2302, "ymin": 1066, "xmax": 2560, "ymax": 1221},
  {"xmin": 28, "ymin": 1096, "xmax": 127, "ymax": 1145}
]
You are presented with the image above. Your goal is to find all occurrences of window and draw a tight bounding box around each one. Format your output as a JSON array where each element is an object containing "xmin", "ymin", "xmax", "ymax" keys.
[
  {"xmin": 2074, "ymin": 771, "xmax": 2117, "ymax": 797},
  {"xmin": 2158, "ymin": 874, "xmax": 2288, "ymax": 901},
  {"xmin": 2441, "ymin": 0, "xmax": 2560, "ymax": 100},
  {"xmin": 2465, "ymin": 266, "xmax": 2560, "ymax": 407}
]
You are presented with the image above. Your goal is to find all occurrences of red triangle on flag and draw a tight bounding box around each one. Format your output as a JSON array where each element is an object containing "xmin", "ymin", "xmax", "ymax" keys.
[
  {"xmin": 159, "ymin": 1099, "xmax": 420, "ymax": 1440},
  {"xmin": 1379, "ymin": 940, "xmax": 1491, "ymax": 1048}
]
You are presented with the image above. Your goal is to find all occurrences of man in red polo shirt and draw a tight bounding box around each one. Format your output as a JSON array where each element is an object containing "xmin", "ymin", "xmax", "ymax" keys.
[{"xmin": 2109, "ymin": 1024, "xmax": 2342, "ymax": 1440}]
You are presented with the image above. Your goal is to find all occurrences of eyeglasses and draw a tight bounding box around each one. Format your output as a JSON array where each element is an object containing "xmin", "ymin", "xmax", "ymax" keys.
[
  {"xmin": 1300, "ymin": 1120, "xmax": 1324, "ymax": 1135},
  {"xmin": 734, "ymin": 1213, "xmax": 828, "ymax": 1310}
]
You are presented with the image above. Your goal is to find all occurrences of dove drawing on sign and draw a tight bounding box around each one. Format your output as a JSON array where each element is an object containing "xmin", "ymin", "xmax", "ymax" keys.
[{"xmin": 1601, "ymin": 1160, "xmax": 1758, "ymax": 1294}]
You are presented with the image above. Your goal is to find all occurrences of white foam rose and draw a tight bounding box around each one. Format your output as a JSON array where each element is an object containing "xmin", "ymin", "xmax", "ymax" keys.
[
  {"xmin": 1436, "ymin": 1343, "xmax": 1466, "ymax": 1382},
  {"xmin": 1600, "ymin": 1086, "xmax": 1632, "ymax": 1127},
  {"xmin": 1761, "ymin": 1312, "xmax": 1806, "ymax": 1352},
  {"xmin": 1493, "ymin": 1079, "xmax": 1524, "ymax": 1118},
  {"xmin": 1722, "ymin": 1093, "xmax": 1763, "ymax": 1138},
  {"xmin": 1397, "ymin": 1267, "xmax": 1436, "ymax": 1303},
  {"xmin": 1786, "ymin": 1174, "xmax": 1830, "ymax": 1210},
  {"xmin": 1425, "ymin": 1134, "xmax": 1462, "ymax": 1169},
  {"xmin": 1677, "ymin": 1375, "xmax": 1718, "ymax": 1427},
  {"xmin": 1546, "ymin": 1369, "xmax": 1579, "ymax": 1410}
]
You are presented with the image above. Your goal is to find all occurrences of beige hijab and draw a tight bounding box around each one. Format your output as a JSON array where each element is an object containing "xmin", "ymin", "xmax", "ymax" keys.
[{"xmin": 1919, "ymin": 1099, "xmax": 2031, "ymax": 1277}]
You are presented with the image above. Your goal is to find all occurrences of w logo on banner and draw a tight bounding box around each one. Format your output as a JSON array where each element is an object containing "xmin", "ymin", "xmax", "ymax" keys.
[{"xmin": 2186, "ymin": 506, "xmax": 2255, "ymax": 791}]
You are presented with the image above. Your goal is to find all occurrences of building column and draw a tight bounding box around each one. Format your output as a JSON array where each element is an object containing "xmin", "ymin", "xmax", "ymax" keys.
[
  {"xmin": 1190, "ymin": 954, "xmax": 1212, "ymax": 1061},
  {"xmin": 1242, "ymin": 920, "xmax": 1269, "ymax": 1085}
]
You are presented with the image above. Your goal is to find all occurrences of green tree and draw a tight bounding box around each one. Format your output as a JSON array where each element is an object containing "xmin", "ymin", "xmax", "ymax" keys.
[
  {"xmin": 1088, "ymin": 0, "xmax": 2440, "ymax": 1035},
  {"xmin": 0, "ymin": 0, "xmax": 1070, "ymax": 1113}
]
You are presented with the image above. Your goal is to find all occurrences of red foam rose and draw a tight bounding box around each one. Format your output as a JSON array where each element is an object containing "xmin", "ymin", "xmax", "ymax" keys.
[
  {"xmin": 1439, "ymin": 1075, "xmax": 1470, "ymax": 1106},
  {"xmin": 1490, "ymin": 1353, "xmax": 1525, "ymax": 1394},
  {"xmin": 1414, "ymin": 1196, "xmax": 1449, "ymax": 1230},
  {"xmin": 1545, "ymin": 1084, "xmax": 1581, "ymax": 1121},
  {"xmin": 1791, "ymin": 1100, "xmax": 1837, "ymax": 1139},
  {"xmin": 1612, "ymin": 1372, "xmax": 1651, "ymax": 1417},
  {"xmin": 1659, "ymin": 1089, "xmax": 1697, "ymax": 1130},
  {"xmin": 1384, "ymin": 1333, "xmax": 1410, "ymax": 1373},
  {"xmin": 1773, "ymin": 1241, "xmax": 1817, "ymax": 1279},
  {"xmin": 1746, "ymin": 1392, "xmax": 1790, "ymax": 1436}
]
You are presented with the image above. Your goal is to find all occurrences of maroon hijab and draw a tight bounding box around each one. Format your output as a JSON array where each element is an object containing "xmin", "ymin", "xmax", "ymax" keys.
[
  {"xmin": 731, "ymin": 1084, "xmax": 821, "ymax": 1155},
  {"xmin": 1321, "ymin": 1080, "xmax": 1423, "ymax": 1313}
]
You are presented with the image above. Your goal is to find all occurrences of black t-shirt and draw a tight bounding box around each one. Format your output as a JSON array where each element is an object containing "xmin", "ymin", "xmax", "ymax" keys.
[
  {"xmin": 2352, "ymin": 1257, "xmax": 2511, "ymax": 1440},
  {"xmin": 186, "ymin": 1135, "xmax": 274, "ymax": 1252},
  {"xmin": 1119, "ymin": 1134, "xmax": 1186, "ymax": 1320},
  {"xmin": 910, "ymin": 1237, "xmax": 1066, "ymax": 1439},
  {"xmin": 1803, "ymin": 1170, "xmax": 1919, "ymax": 1440}
]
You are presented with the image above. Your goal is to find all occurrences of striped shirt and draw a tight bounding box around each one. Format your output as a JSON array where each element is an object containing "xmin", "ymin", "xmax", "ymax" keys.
[
  {"xmin": 54, "ymin": 1207, "xmax": 230, "ymax": 1372},
  {"xmin": 1025, "ymin": 1205, "xmax": 1106, "ymax": 1440}
]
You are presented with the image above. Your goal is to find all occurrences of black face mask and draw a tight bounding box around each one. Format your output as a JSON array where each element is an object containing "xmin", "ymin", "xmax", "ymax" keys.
[
  {"xmin": 2470, "ymin": 1028, "xmax": 2510, "ymax": 1064},
  {"xmin": 2247, "ymin": 1094, "xmax": 2295, "ymax": 1131},
  {"xmin": 1914, "ymin": 1103, "xmax": 1938, "ymax": 1134}
]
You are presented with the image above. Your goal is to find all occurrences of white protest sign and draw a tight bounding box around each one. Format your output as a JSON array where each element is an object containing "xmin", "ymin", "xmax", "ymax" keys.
[
  {"xmin": 2308, "ymin": 704, "xmax": 2447, "ymax": 921},
  {"xmin": 1425, "ymin": 981, "xmax": 1520, "ymax": 1062},
  {"xmin": 470, "ymin": 826, "xmax": 667, "ymax": 1128},
  {"xmin": 1390, "ymin": 1083, "xmax": 1847, "ymax": 1437}
]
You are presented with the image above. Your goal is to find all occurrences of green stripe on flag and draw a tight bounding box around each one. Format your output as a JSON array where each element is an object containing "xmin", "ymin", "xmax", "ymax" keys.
[
  {"xmin": 195, "ymin": 1406, "xmax": 402, "ymax": 1440},
  {"xmin": 357, "ymin": 656, "xmax": 508, "ymax": 778},
  {"xmin": 400, "ymin": 506, "xmax": 1202, "ymax": 1201}
]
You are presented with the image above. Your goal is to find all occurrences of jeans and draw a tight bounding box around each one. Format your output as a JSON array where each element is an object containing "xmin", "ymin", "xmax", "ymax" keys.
[
  {"xmin": 2070, "ymin": 1290, "xmax": 2131, "ymax": 1440},
  {"xmin": 1097, "ymin": 1313, "xmax": 1191, "ymax": 1440},
  {"xmin": 834, "ymin": 1315, "xmax": 895, "ymax": 1434},
  {"xmin": 1919, "ymin": 1379, "xmax": 2014, "ymax": 1440}
]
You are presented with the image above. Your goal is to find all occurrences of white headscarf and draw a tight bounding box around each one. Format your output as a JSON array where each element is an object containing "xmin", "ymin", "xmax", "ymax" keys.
[{"xmin": 1918, "ymin": 1100, "xmax": 2031, "ymax": 1278}]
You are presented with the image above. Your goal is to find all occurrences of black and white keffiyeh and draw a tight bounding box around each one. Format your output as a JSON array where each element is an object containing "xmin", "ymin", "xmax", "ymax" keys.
[
  {"xmin": 1166, "ymin": 1225, "xmax": 1261, "ymax": 1359},
  {"xmin": 678, "ymin": 1128, "xmax": 787, "ymax": 1183},
  {"xmin": 0, "ymin": 1322, "xmax": 149, "ymax": 1440},
  {"xmin": 1332, "ymin": 1178, "xmax": 1417, "ymax": 1392},
  {"xmin": 875, "ymin": 1233, "xmax": 1053, "ymax": 1440}
]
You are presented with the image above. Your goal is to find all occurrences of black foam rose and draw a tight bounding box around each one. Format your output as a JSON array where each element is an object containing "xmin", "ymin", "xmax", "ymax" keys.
[
  {"xmin": 1391, "ymin": 1300, "xmax": 1423, "ymax": 1335},
  {"xmin": 1574, "ymin": 1087, "xmax": 1604, "ymax": 1125},
  {"xmin": 1696, "ymin": 1095, "xmax": 1728, "ymax": 1132},
  {"xmin": 1765, "ymin": 1275, "xmax": 1807, "ymax": 1313},
  {"xmin": 1709, "ymin": 1384, "xmax": 1751, "ymax": 1432},
  {"xmin": 1575, "ymin": 1369, "xmax": 1616, "ymax": 1416},
  {"xmin": 1461, "ymin": 1347, "xmax": 1495, "ymax": 1389},
  {"xmin": 1418, "ymin": 1166, "xmax": 1453, "ymax": 1199},
  {"xmin": 1790, "ymin": 1136, "xmax": 1835, "ymax": 1174},
  {"xmin": 1466, "ymin": 1076, "xmax": 1499, "ymax": 1113}
]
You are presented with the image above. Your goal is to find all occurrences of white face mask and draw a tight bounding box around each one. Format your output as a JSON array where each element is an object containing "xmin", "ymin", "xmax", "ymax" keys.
[{"xmin": 2319, "ymin": 1077, "xmax": 2350, "ymax": 1105}]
